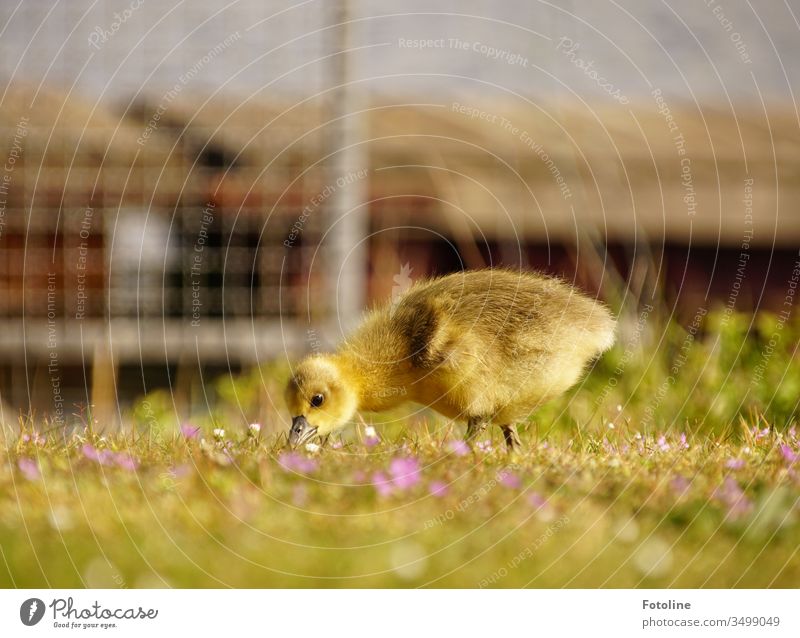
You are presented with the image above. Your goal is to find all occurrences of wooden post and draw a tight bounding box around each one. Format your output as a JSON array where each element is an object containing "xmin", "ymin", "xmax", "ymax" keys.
[{"xmin": 326, "ymin": 0, "xmax": 368, "ymax": 334}]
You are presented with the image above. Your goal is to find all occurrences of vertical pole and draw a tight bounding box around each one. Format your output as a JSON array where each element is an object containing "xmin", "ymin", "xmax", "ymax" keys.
[{"xmin": 327, "ymin": 0, "xmax": 368, "ymax": 334}]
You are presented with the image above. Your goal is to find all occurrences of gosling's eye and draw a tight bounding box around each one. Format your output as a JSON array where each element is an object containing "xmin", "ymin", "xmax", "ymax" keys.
[{"xmin": 310, "ymin": 394, "xmax": 324, "ymax": 408}]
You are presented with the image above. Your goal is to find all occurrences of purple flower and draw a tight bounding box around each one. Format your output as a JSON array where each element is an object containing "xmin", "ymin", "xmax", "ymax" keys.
[
  {"xmin": 18, "ymin": 458, "xmax": 40, "ymax": 481},
  {"xmin": 389, "ymin": 457, "xmax": 421, "ymax": 489},
  {"xmin": 679, "ymin": 433, "xmax": 689, "ymax": 449},
  {"xmin": 475, "ymin": 440, "xmax": 493, "ymax": 453},
  {"xmin": 670, "ymin": 475, "xmax": 691, "ymax": 497},
  {"xmin": 364, "ymin": 426, "xmax": 380, "ymax": 448},
  {"xmin": 277, "ymin": 452, "xmax": 318, "ymax": 474},
  {"xmin": 751, "ymin": 426, "xmax": 770, "ymax": 441},
  {"xmin": 429, "ymin": 480, "xmax": 448, "ymax": 497},
  {"xmin": 372, "ymin": 471, "xmax": 394, "ymax": 497},
  {"xmin": 82, "ymin": 444, "xmax": 138, "ymax": 470},
  {"xmin": 780, "ymin": 445, "xmax": 798, "ymax": 465},
  {"xmin": 21, "ymin": 432, "xmax": 45, "ymax": 446},
  {"xmin": 82, "ymin": 444, "xmax": 111, "ymax": 464},
  {"xmin": 527, "ymin": 492, "xmax": 547, "ymax": 509},
  {"xmin": 725, "ymin": 458, "xmax": 746, "ymax": 470},
  {"xmin": 115, "ymin": 454, "xmax": 138, "ymax": 471},
  {"xmin": 447, "ymin": 440, "xmax": 470, "ymax": 457},
  {"xmin": 497, "ymin": 469, "xmax": 521, "ymax": 489},
  {"xmin": 656, "ymin": 436, "xmax": 670, "ymax": 452},
  {"xmin": 713, "ymin": 477, "xmax": 753, "ymax": 518},
  {"xmin": 180, "ymin": 423, "xmax": 200, "ymax": 439}
]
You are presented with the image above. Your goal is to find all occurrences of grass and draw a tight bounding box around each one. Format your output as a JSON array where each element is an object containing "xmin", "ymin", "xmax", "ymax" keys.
[{"xmin": 1, "ymin": 310, "xmax": 799, "ymax": 588}]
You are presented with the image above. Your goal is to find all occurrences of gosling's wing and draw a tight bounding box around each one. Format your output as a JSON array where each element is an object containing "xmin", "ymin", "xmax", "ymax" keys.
[{"xmin": 392, "ymin": 294, "xmax": 483, "ymax": 374}]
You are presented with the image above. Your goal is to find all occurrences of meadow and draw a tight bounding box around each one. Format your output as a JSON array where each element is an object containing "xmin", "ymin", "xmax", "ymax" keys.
[{"xmin": 1, "ymin": 310, "xmax": 798, "ymax": 588}]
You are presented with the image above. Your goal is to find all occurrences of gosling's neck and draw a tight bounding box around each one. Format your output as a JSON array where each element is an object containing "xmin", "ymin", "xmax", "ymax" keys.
[{"xmin": 333, "ymin": 339, "xmax": 412, "ymax": 413}]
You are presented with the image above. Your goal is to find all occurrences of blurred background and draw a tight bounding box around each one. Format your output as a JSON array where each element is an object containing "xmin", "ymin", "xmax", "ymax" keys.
[{"xmin": 1, "ymin": 0, "xmax": 799, "ymax": 434}]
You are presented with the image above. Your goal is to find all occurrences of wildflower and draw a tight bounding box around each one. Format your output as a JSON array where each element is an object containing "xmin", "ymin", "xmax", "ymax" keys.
[
  {"xmin": 18, "ymin": 458, "xmax": 40, "ymax": 481},
  {"xmin": 21, "ymin": 432, "xmax": 45, "ymax": 446},
  {"xmin": 475, "ymin": 440, "xmax": 493, "ymax": 453},
  {"xmin": 497, "ymin": 469, "xmax": 521, "ymax": 489},
  {"xmin": 725, "ymin": 458, "xmax": 745, "ymax": 470},
  {"xmin": 527, "ymin": 492, "xmax": 548, "ymax": 511},
  {"xmin": 213, "ymin": 428, "xmax": 225, "ymax": 440},
  {"xmin": 656, "ymin": 435, "xmax": 670, "ymax": 452},
  {"xmin": 679, "ymin": 433, "xmax": 689, "ymax": 449},
  {"xmin": 670, "ymin": 475, "xmax": 691, "ymax": 497},
  {"xmin": 305, "ymin": 442, "xmax": 320, "ymax": 453},
  {"xmin": 82, "ymin": 444, "xmax": 138, "ymax": 470},
  {"xmin": 429, "ymin": 480, "xmax": 448, "ymax": 497},
  {"xmin": 607, "ymin": 422, "xmax": 615, "ymax": 430},
  {"xmin": 447, "ymin": 440, "xmax": 470, "ymax": 457},
  {"xmin": 331, "ymin": 440, "xmax": 344, "ymax": 450},
  {"xmin": 277, "ymin": 452, "xmax": 318, "ymax": 474},
  {"xmin": 713, "ymin": 477, "xmax": 753, "ymax": 518},
  {"xmin": 180, "ymin": 423, "xmax": 200, "ymax": 439},
  {"xmin": 780, "ymin": 445, "xmax": 798, "ymax": 465},
  {"xmin": 372, "ymin": 471, "xmax": 394, "ymax": 497},
  {"xmin": 752, "ymin": 426, "xmax": 770, "ymax": 441},
  {"xmin": 115, "ymin": 454, "xmax": 138, "ymax": 471},
  {"xmin": 82, "ymin": 444, "xmax": 115, "ymax": 465},
  {"xmin": 248, "ymin": 423, "xmax": 261, "ymax": 437},
  {"xmin": 364, "ymin": 425, "xmax": 380, "ymax": 447},
  {"xmin": 389, "ymin": 457, "xmax": 421, "ymax": 489}
]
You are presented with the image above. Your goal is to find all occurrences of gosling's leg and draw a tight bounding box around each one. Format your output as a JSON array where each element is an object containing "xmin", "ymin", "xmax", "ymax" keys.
[
  {"xmin": 465, "ymin": 416, "xmax": 489, "ymax": 444},
  {"xmin": 500, "ymin": 424, "xmax": 522, "ymax": 452}
]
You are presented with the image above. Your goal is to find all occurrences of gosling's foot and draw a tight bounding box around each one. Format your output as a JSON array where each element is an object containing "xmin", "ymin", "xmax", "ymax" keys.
[{"xmin": 501, "ymin": 424, "xmax": 522, "ymax": 456}]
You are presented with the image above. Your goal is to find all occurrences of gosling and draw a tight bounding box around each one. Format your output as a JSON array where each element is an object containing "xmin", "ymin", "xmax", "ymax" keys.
[{"xmin": 286, "ymin": 269, "xmax": 616, "ymax": 450}]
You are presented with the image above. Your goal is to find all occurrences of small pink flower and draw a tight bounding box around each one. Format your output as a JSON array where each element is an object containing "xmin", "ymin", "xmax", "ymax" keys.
[
  {"xmin": 670, "ymin": 475, "xmax": 691, "ymax": 497},
  {"xmin": 180, "ymin": 423, "xmax": 200, "ymax": 439},
  {"xmin": 656, "ymin": 435, "xmax": 670, "ymax": 452},
  {"xmin": 83, "ymin": 444, "xmax": 113, "ymax": 464},
  {"xmin": 475, "ymin": 440, "xmax": 493, "ymax": 453},
  {"xmin": 429, "ymin": 480, "xmax": 448, "ymax": 497},
  {"xmin": 713, "ymin": 477, "xmax": 753, "ymax": 518},
  {"xmin": 679, "ymin": 433, "xmax": 689, "ymax": 449},
  {"xmin": 389, "ymin": 457, "xmax": 420, "ymax": 489},
  {"xmin": 725, "ymin": 458, "xmax": 745, "ymax": 470},
  {"xmin": 115, "ymin": 454, "xmax": 138, "ymax": 471},
  {"xmin": 751, "ymin": 426, "xmax": 770, "ymax": 441},
  {"xmin": 21, "ymin": 432, "xmax": 45, "ymax": 446},
  {"xmin": 448, "ymin": 440, "xmax": 470, "ymax": 457},
  {"xmin": 780, "ymin": 445, "xmax": 798, "ymax": 465},
  {"xmin": 18, "ymin": 458, "xmax": 40, "ymax": 481},
  {"xmin": 277, "ymin": 452, "xmax": 318, "ymax": 474},
  {"xmin": 364, "ymin": 425, "xmax": 380, "ymax": 448},
  {"xmin": 372, "ymin": 471, "xmax": 394, "ymax": 497},
  {"xmin": 527, "ymin": 492, "xmax": 547, "ymax": 509},
  {"xmin": 497, "ymin": 469, "xmax": 521, "ymax": 489}
]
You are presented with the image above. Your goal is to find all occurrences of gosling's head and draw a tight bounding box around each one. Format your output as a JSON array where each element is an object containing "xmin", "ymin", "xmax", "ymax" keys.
[{"xmin": 284, "ymin": 355, "xmax": 358, "ymax": 446}]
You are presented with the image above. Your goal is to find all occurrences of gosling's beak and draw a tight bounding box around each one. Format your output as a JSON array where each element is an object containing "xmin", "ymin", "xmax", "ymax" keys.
[{"xmin": 289, "ymin": 415, "xmax": 318, "ymax": 447}]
